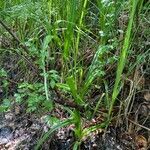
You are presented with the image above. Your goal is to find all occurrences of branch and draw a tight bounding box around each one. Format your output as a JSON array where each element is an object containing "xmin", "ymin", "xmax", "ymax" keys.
[
  {"xmin": 0, "ymin": 19, "xmax": 28, "ymax": 53},
  {"xmin": 0, "ymin": 19, "xmax": 39, "ymax": 73}
]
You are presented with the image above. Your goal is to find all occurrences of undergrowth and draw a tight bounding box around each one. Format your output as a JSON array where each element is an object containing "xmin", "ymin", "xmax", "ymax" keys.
[{"xmin": 0, "ymin": 0, "xmax": 149, "ymax": 149}]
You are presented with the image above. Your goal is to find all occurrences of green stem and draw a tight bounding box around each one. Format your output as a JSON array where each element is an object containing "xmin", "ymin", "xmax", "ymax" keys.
[{"xmin": 109, "ymin": 0, "xmax": 138, "ymax": 118}]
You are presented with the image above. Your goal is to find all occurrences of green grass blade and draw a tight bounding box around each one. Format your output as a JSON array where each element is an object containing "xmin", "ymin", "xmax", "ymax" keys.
[
  {"xmin": 75, "ymin": 0, "xmax": 88, "ymax": 68},
  {"xmin": 109, "ymin": 0, "xmax": 139, "ymax": 117},
  {"xmin": 35, "ymin": 118, "xmax": 73, "ymax": 150},
  {"xmin": 66, "ymin": 76, "xmax": 83, "ymax": 105},
  {"xmin": 73, "ymin": 141, "xmax": 81, "ymax": 150},
  {"xmin": 63, "ymin": 0, "xmax": 77, "ymax": 60}
]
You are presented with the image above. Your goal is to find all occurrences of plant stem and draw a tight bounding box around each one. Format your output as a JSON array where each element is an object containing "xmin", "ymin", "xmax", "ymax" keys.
[{"xmin": 109, "ymin": 0, "xmax": 138, "ymax": 118}]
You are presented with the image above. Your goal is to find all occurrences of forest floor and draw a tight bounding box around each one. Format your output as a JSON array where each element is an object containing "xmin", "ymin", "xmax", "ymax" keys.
[{"xmin": 0, "ymin": 60, "xmax": 150, "ymax": 149}]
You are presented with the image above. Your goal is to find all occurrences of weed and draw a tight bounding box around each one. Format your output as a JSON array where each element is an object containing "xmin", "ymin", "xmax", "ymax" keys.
[{"xmin": 0, "ymin": 0, "xmax": 148, "ymax": 149}]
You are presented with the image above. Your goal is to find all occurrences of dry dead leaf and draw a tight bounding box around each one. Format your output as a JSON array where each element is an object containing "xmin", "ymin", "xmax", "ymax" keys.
[
  {"xmin": 127, "ymin": 69, "xmax": 145, "ymax": 90},
  {"xmin": 134, "ymin": 69, "xmax": 145, "ymax": 90},
  {"xmin": 144, "ymin": 92, "xmax": 150, "ymax": 101},
  {"xmin": 135, "ymin": 135, "xmax": 147, "ymax": 150}
]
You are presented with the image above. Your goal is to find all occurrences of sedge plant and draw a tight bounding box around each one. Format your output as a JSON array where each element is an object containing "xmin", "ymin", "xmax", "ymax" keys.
[
  {"xmin": 1, "ymin": 0, "xmax": 145, "ymax": 149},
  {"xmin": 108, "ymin": 0, "xmax": 139, "ymax": 119}
]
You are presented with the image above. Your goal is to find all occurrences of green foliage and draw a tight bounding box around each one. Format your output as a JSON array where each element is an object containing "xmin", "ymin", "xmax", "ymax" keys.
[
  {"xmin": 66, "ymin": 76, "xmax": 84, "ymax": 105},
  {"xmin": 97, "ymin": 0, "xmax": 118, "ymax": 44},
  {"xmin": 72, "ymin": 110, "xmax": 82, "ymax": 139},
  {"xmin": 0, "ymin": 99, "xmax": 11, "ymax": 112},
  {"xmin": 14, "ymin": 82, "xmax": 52, "ymax": 113},
  {"xmin": 82, "ymin": 45, "xmax": 115, "ymax": 96},
  {"xmin": 109, "ymin": 0, "xmax": 139, "ymax": 118},
  {"xmin": 0, "ymin": 68, "xmax": 9, "ymax": 89},
  {"xmin": 35, "ymin": 117, "xmax": 74, "ymax": 150},
  {"xmin": 0, "ymin": 0, "xmax": 147, "ymax": 149},
  {"xmin": 0, "ymin": 68, "xmax": 7, "ymax": 77},
  {"xmin": 48, "ymin": 70, "xmax": 60, "ymax": 89},
  {"xmin": 0, "ymin": 68, "xmax": 9, "ymax": 101}
]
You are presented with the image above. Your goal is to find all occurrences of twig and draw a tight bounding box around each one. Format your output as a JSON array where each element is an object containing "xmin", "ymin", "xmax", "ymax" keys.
[
  {"xmin": 0, "ymin": 20, "xmax": 20, "ymax": 42},
  {"xmin": 0, "ymin": 20, "xmax": 39, "ymax": 73},
  {"xmin": 0, "ymin": 19, "xmax": 28, "ymax": 53},
  {"xmin": 128, "ymin": 119, "xmax": 150, "ymax": 132}
]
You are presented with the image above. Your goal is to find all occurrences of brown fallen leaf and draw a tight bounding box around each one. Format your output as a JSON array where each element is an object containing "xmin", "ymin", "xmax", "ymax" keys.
[
  {"xmin": 144, "ymin": 92, "xmax": 150, "ymax": 101},
  {"xmin": 134, "ymin": 69, "xmax": 145, "ymax": 90},
  {"xmin": 135, "ymin": 135, "xmax": 147, "ymax": 150}
]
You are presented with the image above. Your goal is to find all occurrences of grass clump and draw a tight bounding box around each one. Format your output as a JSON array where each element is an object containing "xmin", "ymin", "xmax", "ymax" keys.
[{"xmin": 0, "ymin": 0, "xmax": 149, "ymax": 149}]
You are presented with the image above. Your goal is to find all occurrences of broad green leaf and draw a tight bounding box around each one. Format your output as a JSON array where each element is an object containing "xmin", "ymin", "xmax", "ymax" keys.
[
  {"xmin": 66, "ymin": 76, "xmax": 77, "ymax": 99},
  {"xmin": 66, "ymin": 76, "xmax": 83, "ymax": 105},
  {"xmin": 42, "ymin": 35, "xmax": 53, "ymax": 50},
  {"xmin": 56, "ymin": 83, "xmax": 70, "ymax": 91},
  {"xmin": 35, "ymin": 118, "xmax": 73, "ymax": 150}
]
